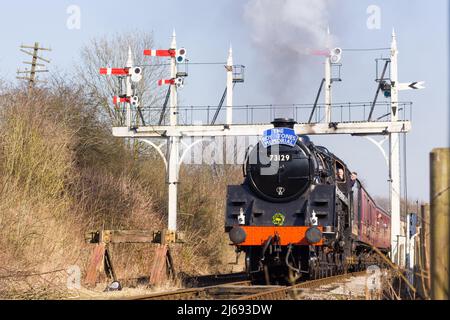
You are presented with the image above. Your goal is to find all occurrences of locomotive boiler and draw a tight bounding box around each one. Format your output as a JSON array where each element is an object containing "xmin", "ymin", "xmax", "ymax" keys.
[{"xmin": 225, "ymin": 118, "xmax": 390, "ymax": 284}]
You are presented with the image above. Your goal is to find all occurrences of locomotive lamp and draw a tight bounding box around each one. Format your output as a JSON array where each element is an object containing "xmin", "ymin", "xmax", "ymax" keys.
[{"xmin": 238, "ymin": 208, "xmax": 246, "ymax": 225}]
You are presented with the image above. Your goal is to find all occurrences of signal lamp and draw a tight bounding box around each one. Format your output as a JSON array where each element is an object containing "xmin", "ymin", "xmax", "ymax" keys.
[
  {"xmin": 176, "ymin": 48, "xmax": 187, "ymax": 64},
  {"xmin": 330, "ymin": 47, "xmax": 342, "ymax": 64},
  {"xmin": 130, "ymin": 67, "xmax": 143, "ymax": 83}
]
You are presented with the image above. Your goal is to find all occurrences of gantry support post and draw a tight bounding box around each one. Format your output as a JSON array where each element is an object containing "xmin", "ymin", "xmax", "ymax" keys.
[
  {"xmin": 125, "ymin": 47, "xmax": 133, "ymax": 129},
  {"xmin": 324, "ymin": 55, "xmax": 332, "ymax": 123},
  {"xmin": 226, "ymin": 46, "xmax": 233, "ymax": 126},
  {"xmin": 389, "ymin": 29, "xmax": 403, "ymax": 267},
  {"xmin": 167, "ymin": 30, "xmax": 179, "ymax": 235},
  {"xmin": 324, "ymin": 27, "xmax": 332, "ymax": 123}
]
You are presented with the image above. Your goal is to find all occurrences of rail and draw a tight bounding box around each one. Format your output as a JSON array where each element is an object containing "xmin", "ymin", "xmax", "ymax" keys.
[
  {"xmin": 238, "ymin": 271, "xmax": 367, "ymax": 300},
  {"xmin": 127, "ymin": 281, "xmax": 254, "ymax": 300},
  {"xmin": 125, "ymin": 271, "xmax": 368, "ymax": 301}
]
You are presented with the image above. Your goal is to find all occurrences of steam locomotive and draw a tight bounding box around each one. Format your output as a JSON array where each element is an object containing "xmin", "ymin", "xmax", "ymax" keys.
[{"xmin": 225, "ymin": 118, "xmax": 390, "ymax": 284}]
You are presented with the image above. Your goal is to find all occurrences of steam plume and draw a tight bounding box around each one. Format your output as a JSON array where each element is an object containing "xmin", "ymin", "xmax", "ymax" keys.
[{"xmin": 244, "ymin": 0, "xmax": 336, "ymax": 103}]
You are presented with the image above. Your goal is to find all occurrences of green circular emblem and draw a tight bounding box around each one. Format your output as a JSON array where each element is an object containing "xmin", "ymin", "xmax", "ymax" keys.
[{"xmin": 272, "ymin": 213, "xmax": 285, "ymax": 226}]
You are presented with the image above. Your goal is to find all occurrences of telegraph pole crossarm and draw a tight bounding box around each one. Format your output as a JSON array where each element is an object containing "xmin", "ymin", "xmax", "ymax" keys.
[{"xmin": 17, "ymin": 42, "xmax": 51, "ymax": 90}]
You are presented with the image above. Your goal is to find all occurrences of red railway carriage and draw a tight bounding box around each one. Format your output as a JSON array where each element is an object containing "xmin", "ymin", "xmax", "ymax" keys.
[{"xmin": 353, "ymin": 181, "xmax": 391, "ymax": 251}]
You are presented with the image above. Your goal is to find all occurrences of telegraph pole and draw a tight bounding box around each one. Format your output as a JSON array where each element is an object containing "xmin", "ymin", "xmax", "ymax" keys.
[{"xmin": 17, "ymin": 42, "xmax": 51, "ymax": 90}]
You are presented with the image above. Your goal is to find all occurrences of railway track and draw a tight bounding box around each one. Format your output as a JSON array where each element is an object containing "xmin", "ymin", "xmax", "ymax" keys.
[
  {"xmin": 239, "ymin": 271, "xmax": 367, "ymax": 300},
  {"xmin": 129, "ymin": 281, "xmax": 267, "ymax": 300},
  {"xmin": 181, "ymin": 272, "xmax": 250, "ymax": 288},
  {"xmin": 127, "ymin": 271, "xmax": 367, "ymax": 300}
]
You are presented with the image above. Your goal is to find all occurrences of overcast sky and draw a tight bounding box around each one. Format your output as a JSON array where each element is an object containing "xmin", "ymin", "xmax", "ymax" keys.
[{"xmin": 0, "ymin": 0, "xmax": 448, "ymax": 201}]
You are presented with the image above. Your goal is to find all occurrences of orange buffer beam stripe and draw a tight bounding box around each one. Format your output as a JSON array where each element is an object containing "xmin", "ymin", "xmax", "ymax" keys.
[{"xmin": 238, "ymin": 226, "xmax": 324, "ymax": 247}]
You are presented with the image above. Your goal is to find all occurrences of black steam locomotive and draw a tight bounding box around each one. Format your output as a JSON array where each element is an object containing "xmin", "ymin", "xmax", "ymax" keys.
[{"xmin": 225, "ymin": 118, "xmax": 388, "ymax": 284}]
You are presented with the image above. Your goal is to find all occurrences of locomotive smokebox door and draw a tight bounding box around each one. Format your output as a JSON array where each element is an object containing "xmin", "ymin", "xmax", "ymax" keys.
[{"xmin": 245, "ymin": 119, "xmax": 315, "ymax": 203}]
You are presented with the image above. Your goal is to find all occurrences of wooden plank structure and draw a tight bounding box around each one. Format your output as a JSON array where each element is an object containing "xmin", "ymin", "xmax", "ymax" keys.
[
  {"xmin": 85, "ymin": 243, "xmax": 107, "ymax": 286},
  {"xmin": 84, "ymin": 230, "xmax": 180, "ymax": 287},
  {"xmin": 149, "ymin": 245, "xmax": 169, "ymax": 286}
]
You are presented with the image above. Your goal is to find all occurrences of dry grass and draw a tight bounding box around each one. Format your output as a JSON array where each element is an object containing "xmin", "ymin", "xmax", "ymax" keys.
[
  {"xmin": 174, "ymin": 165, "xmax": 242, "ymax": 275},
  {"xmin": 0, "ymin": 85, "xmax": 240, "ymax": 298}
]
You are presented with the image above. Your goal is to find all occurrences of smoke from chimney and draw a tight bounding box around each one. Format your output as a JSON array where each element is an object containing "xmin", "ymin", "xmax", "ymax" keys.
[{"xmin": 244, "ymin": 0, "xmax": 336, "ymax": 104}]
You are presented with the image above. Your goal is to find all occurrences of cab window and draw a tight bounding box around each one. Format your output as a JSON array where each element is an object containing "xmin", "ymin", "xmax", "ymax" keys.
[{"xmin": 335, "ymin": 161, "xmax": 346, "ymax": 183}]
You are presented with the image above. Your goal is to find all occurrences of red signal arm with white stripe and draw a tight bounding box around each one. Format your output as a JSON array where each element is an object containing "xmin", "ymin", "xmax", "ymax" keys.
[
  {"xmin": 99, "ymin": 68, "xmax": 129, "ymax": 76},
  {"xmin": 310, "ymin": 49, "xmax": 330, "ymax": 56},
  {"xmin": 158, "ymin": 79, "xmax": 175, "ymax": 86},
  {"xmin": 113, "ymin": 96, "xmax": 130, "ymax": 104},
  {"xmin": 144, "ymin": 49, "xmax": 176, "ymax": 57}
]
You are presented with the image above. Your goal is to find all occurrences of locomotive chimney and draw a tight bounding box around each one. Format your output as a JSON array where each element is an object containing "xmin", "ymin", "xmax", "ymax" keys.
[{"xmin": 271, "ymin": 118, "xmax": 297, "ymax": 129}]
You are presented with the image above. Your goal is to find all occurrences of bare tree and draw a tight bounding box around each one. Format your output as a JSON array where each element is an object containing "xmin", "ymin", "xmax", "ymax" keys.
[{"xmin": 76, "ymin": 30, "xmax": 167, "ymax": 126}]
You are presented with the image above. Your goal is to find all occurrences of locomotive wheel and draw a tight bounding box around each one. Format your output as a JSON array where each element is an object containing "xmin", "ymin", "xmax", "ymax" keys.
[
  {"xmin": 309, "ymin": 268, "xmax": 316, "ymax": 280},
  {"xmin": 326, "ymin": 254, "xmax": 332, "ymax": 277},
  {"xmin": 335, "ymin": 254, "xmax": 343, "ymax": 275},
  {"xmin": 309, "ymin": 259, "xmax": 320, "ymax": 280},
  {"xmin": 264, "ymin": 265, "xmax": 271, "ymax": 285},
  {"xmin": 319, "ymin": 249, "xmax": 325, "ymax": 279}
]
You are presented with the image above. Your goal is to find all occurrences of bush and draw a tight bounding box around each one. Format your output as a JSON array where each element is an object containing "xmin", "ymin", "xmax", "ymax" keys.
[
  {"xmin": 0, "ymin": 84, "xmax": 240, "ymax": 297},
  {"xmin": 0, "ymin": 86, "xmax": 162, "ymax": 297}
]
